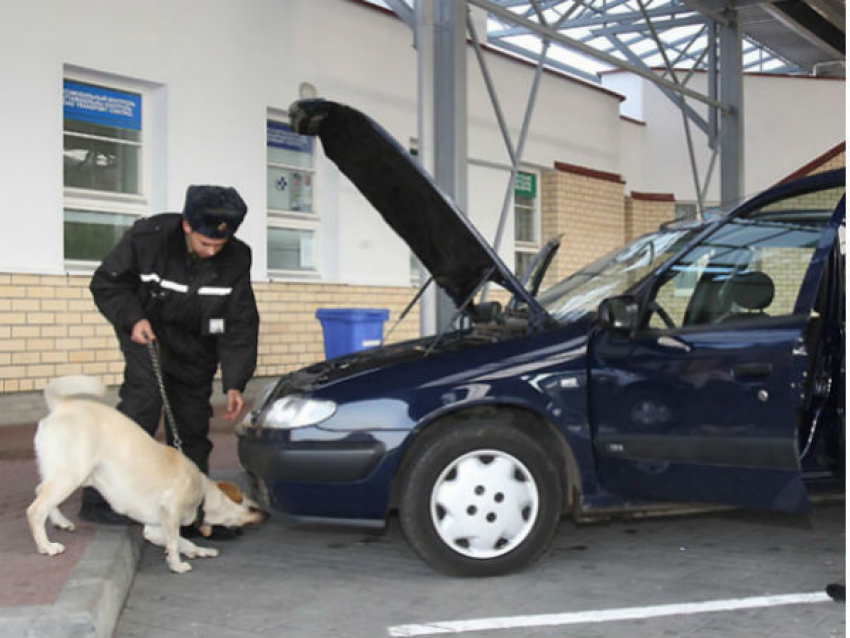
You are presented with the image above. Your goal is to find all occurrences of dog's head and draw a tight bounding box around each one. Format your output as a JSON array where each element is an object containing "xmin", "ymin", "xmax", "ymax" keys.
[{"xmin": 198, "ymin": 479, "xmax": 268, "ymax": 536}]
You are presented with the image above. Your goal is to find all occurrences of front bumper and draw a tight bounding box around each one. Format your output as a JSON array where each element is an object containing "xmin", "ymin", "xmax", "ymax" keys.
[
  {"xmin": 237, "ymin": 430, "xmax": 385, "ymax": 483},
  {"xmin": 236, "ymin": 425, "xmax": 409, "ymax": 521}
]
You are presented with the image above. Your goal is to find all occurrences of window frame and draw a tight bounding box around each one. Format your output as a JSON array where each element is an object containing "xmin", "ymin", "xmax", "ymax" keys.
[
  {"xmin": 63, "ymin": 71, "xmax": 152, "ymax": 272},
  {"xmin": 266, "ymin": 112, "xmax": 321, "ymax": 280},
  {"xmin": 514, "ymin": 168, "xmax": 541, "ymax": 279}
]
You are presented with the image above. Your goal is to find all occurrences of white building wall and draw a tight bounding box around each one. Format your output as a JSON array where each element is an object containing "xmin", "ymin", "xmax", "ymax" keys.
[
  {"xmin": 619, "ymin": 118, "xmax": 648, "ymax": 194},
  {"xmin": 465, "ymin": 45, "xmax": 624, "ymax": 259},
  {"xmin": 604, "ymin": 70, "xmax": 846, "ymax": 204},
  {"xmin": 0, "ymin": 0, "xmax": 844, "ymax": 285},
  {"xmin": 743, "ymin": 74, "xmax": 845, "ymax": 190},
  {"xmin": 601, "ymin": 72, "xmax": 645, "ymax": 122},
  {"xmin": 0, "ymin": 0, "xmax": 626, "ymax": 284}
]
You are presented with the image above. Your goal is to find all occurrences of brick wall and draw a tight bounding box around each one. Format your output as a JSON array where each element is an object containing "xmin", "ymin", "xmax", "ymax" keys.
[
  {"xmin": 813, "ymin": 149, "xmax": 845, "ymax": 174},
  {"xmin": 625, "ymin": 193, "xmax": 675, "ymax": 241},
  {"xmin": 540, "ymin": 164, "xmax": 674, "ymax": 291},
  {"xmin": 540, "ymin": 163, "xmax": 627, "ymax": 290},
  {"xmin": 0, "ymin": 274, "xmax": 419, "ymax": 393},
  {"xmin": 2, "ymin": 149, "xmax": 840, "ymax": 396}
]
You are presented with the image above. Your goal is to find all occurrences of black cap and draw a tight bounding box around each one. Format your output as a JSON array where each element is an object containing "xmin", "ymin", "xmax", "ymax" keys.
[{"xmin": 182, "ymin": 185, "xmax": 247, "ymax": 239}]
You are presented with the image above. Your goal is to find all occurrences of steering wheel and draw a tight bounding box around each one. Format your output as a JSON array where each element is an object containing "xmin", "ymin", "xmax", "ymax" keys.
[{"xmin": 648, "ymin": 300, "xmax": 676, "ymax": 328}]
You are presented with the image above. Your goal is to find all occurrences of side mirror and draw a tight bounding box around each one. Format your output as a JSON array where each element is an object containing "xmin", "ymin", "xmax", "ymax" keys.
[{"xmin": 598, "ymin": 296, "xmax": 639, "ymax": 332}]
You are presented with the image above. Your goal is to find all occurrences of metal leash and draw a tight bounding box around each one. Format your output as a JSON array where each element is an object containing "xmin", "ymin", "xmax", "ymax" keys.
[{"xmin": 146, "ymin": 340, "xmax": 184, "ymax": 454}]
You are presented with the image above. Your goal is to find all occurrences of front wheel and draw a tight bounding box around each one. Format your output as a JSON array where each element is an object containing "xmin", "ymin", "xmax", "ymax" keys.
[{"xmin": 399, "ymin": 420, "xmax": 562, "ymax": 576}]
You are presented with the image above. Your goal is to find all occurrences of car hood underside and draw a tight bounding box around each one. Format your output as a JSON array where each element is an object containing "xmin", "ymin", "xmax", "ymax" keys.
[{"xmin": 288, "ymin": 98, "xmax": 544, "ymax": 319}]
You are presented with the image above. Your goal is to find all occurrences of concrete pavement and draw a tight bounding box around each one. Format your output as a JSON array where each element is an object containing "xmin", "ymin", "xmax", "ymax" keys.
[
  {"xmin": 0, "ymin": 381, "xmax": 265, "ymax": 638},
  {"xmin": 114, "ymin": 498, "xmax": 846, "ymax": 637},
  {"xmin": 0, "ymin": 380, "xmax": 845, "ymax": 638}
]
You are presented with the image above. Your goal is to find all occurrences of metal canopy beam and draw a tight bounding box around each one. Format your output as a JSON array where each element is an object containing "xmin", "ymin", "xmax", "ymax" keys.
[
  {"xmin": 474, "ymin": 0, "xmax": 764, "ymax": 208},
  {"xmin": 491, "ymin": 38, "xmax": 607, "ymax": 83},
  {"xmin": 491, "ymin": 2, "xmax": 699, "ymax": 33},
  {"xmin": 603, "ymin": 34, "xmax": 711, "ymax": 136},
  {"xmin": 383, "ymin": 0, "xmax": 782, "ymax": 300},
  {"xmin": 472, "ymin": 0, "xmax": 731, "ymax": 111}
]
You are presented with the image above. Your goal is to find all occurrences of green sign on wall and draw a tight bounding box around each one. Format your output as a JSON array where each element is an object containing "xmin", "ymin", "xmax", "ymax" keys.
[{"xmin": 515, "ymin": 171, "xmax": 537, "ymax": 198}]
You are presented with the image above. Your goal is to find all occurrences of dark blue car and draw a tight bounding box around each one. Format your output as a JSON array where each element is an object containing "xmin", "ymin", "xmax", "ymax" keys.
[{"xmin": 237, "ymin": 100, "xmax": 845, "ymax": 576}]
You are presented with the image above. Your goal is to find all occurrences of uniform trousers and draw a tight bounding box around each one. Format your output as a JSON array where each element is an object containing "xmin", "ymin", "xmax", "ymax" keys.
[{"xmin": 81, "ymin": 338, "xmax": 214, "ymax": 508}]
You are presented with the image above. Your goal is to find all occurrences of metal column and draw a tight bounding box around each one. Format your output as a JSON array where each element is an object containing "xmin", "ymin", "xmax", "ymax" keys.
[
  {"xmin": 719, "ymin": 8, "xmax": 744, "ymax": 206},
  {"xmin": 414, "ymin": 0, "xmax": 468, "ymax": 334}
]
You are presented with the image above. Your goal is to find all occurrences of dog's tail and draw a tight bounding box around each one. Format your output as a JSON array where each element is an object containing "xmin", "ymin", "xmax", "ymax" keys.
[{"xmin": 43, "ymin": 375, "xmax": 107, "ymax": 411}]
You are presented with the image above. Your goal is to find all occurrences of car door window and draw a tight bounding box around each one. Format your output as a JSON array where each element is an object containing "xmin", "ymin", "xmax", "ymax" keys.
[{"xmin": 647, "ymin": 186, "xmax": 845, "ymax": 330}]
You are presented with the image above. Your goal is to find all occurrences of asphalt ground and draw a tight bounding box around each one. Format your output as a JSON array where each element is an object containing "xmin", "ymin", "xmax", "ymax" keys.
[
  {"xmin": 115, "ymin": 492, "xmax": 846, "ymax": 637},
  {"xmin": 1, "ymin": 387, "xmax": 846, "ymax": 638}
]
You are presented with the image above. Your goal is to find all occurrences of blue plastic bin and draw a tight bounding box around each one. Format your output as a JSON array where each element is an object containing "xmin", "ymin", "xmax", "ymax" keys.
[{"xmin": 315, "ymin": 308, "xmax": 390, "ymax": 359}]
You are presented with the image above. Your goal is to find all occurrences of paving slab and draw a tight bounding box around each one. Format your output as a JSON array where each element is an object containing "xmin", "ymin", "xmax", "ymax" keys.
[
  {"xmin": 0, "ymin": 380, "xmax": 263, "ymax": 638},
  {"xmin": 115, "ymin": 502, "xmax": 845, "ymax": 638}
]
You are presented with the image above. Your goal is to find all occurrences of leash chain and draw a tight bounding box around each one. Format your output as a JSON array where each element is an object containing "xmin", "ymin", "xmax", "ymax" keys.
[{"xmin": 146, "ymin": 340, "xmax": 184, "ymax": 453}]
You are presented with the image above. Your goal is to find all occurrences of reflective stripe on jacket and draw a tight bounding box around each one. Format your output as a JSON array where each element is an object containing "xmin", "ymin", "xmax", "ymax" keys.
[{"xmin": 90, "ymin": 213, "xmax": 259, "ymax": 392}]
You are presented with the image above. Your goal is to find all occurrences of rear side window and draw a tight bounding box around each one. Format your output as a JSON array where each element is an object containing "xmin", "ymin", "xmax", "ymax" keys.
[{"xmin": 648, "ymin": 186, "xmax": 844, "ymax": 329}]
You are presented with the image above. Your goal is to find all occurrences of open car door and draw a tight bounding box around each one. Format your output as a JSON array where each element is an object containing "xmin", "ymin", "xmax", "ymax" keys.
[{"xmin": 589, "ymin": 171, "xmax": 845, "ymax": 513}]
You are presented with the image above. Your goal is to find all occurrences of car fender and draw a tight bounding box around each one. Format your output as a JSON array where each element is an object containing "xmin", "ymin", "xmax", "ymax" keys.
[{"xmin": 386, "ymin": 397, "xmax": 584, "ymax": 515}]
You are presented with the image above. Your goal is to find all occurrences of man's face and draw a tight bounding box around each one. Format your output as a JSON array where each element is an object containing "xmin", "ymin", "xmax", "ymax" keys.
[{"xmin": 182, "ymin": 219, "xmax": 229, "ymax": 259}]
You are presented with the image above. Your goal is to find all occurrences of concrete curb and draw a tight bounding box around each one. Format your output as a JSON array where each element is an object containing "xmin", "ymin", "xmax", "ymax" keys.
[{"xmin": 0, "ymin": 525, "xmax": 143, "ymax": 638}]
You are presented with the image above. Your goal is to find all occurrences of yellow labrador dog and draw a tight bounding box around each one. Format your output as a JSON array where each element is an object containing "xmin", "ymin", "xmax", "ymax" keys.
[{"xmin": 27, "ymin": 375, "xmax": 267, "ymax": 573}]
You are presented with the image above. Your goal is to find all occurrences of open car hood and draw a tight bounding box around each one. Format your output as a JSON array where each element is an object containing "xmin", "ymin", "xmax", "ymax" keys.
[{"xmin": 289, "ymin": 99, "xmax": 547, "ymax": 320}]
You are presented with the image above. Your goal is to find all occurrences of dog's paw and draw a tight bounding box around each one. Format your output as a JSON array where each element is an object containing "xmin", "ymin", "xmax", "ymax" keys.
[
  {"xmin": 53, "ymin": 520, "xmax": 75, "ymax": 531},
  {"xmin": 168, "ymin": 560, "xmax": 193, "ymax": 574},
  {"xmin": 195, "ymin": 546, "xmax": 219, "ymax": 558},
  {"xmin": 38, "ymin": 542, "xmax": 66, "ymax": 556}
]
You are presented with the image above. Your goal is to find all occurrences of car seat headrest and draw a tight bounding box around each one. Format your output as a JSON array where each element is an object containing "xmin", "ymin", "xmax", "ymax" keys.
[{"xmin": 730, "ymin": 271, "xmax": 774, "ymax": 311}]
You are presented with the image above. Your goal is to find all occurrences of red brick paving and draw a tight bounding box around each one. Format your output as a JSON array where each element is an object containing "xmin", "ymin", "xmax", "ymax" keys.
[{"xmin": 0, "ymin": 408, "xmax": 243, "ymax": 608}]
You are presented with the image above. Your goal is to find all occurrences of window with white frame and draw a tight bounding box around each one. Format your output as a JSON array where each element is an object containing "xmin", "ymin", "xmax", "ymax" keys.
[
  {"xmin": 63, "ymin": 77, "xmax": 149, "ymax": 264},
  {"xmin": 267, "ymin": 117, "xmax": 318, "ymax": 274},
  {"xmin": 514, "ymin": 169, "xmax": 540, "ymax": 279}
]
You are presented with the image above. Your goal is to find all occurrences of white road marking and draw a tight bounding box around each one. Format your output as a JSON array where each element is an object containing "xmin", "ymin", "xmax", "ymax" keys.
[{"xmin": 387, "ymin": 592, "xmax": 833, "ymax": 636}]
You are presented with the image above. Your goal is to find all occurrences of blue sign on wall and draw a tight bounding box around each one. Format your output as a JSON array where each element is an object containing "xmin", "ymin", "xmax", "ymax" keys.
[
  {"xmin": 63, "ymin": 80, "xmax": 142, "ymax": 131},
  {"xmin": 267, "ymin": 120, "xmax": 314, "ymax": 153}
]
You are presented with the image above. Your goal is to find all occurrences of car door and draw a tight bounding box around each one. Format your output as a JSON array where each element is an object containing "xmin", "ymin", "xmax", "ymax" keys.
[{"xmin": 588, "ymin": 175, "xmax": 845, "ymax": 514}]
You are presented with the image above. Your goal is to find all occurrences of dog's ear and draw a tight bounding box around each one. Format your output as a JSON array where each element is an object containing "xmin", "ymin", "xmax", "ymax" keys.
[{"xmin": 217, "ymin": 481, "xmax": 244, "ymax": 504}]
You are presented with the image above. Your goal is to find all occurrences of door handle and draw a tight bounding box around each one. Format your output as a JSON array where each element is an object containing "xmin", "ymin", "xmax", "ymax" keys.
[
  {"xmin": 733, "ymin": 363, "xmax": 773, "ymax": 380},
  {"xmin": 656, "ymin": 336, "xmax": 691, "ymax": 352}
]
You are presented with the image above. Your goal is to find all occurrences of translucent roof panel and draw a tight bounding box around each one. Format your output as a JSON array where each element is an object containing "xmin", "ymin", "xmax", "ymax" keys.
[{"xmin": 367, "ymin": 0, "xmax": 842, "ymax": 82}]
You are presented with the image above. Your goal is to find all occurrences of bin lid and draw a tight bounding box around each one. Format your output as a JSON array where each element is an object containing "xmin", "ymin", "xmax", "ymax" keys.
[{"xmin": 316, "ymin": 308, "xmax": 390, "ymax": 322}]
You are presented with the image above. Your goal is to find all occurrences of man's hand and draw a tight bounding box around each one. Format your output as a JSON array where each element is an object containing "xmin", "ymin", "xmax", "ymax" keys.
[
  {"xmin": 130, "ymin": 319, "xmax": 156, "ymax": 344},
  {"xmin": 223, "ymin": 389, "xmax": 245, "ymax": 421}
]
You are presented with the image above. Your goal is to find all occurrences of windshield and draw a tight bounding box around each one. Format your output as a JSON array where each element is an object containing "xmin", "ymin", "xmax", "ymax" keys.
[{"xmin": 537, "ymin": 226, "xmax": 703, "ymax": 322}]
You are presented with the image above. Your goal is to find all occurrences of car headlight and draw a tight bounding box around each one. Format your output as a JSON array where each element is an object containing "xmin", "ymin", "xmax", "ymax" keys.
[
  {"xmin": 260, "ymin": 396, "xmax": 337, "ymax": 430},
  {"xmin": 236, "ymin": 381, "xmax": 279, "ymax": 434}
]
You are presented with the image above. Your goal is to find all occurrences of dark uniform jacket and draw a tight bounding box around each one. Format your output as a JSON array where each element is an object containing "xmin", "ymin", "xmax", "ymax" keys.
[{"xmin": 90, "ymin": 213, "xmax": 259, "ymax": 392}]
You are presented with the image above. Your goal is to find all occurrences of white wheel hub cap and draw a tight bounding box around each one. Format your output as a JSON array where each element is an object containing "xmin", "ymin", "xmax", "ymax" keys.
[{"xmin": 430, "ymin": 449, "xmax": 539, "ymax": 559}]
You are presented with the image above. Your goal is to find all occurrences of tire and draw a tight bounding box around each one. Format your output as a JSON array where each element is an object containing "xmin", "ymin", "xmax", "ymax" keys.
[{"xmin": 399, "ymin": 419, "xmax": 562, "ymax": 576}]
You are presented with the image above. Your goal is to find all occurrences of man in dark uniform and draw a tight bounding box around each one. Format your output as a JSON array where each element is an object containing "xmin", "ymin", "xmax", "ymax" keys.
[{"xmin": 81, "ymin": 184, "xmax": 260, "ymax": 524}]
